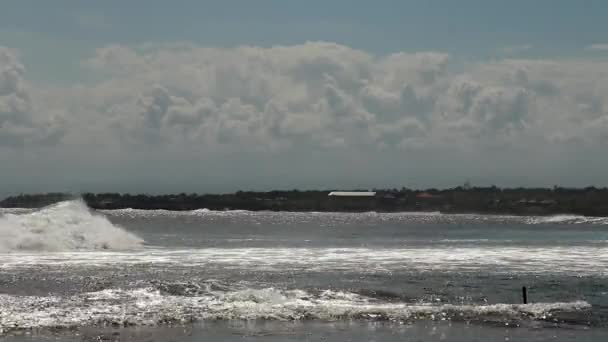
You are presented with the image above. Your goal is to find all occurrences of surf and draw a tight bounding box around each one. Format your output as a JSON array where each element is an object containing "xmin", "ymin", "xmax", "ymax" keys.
[
  {"xmin": 0, "ymin": 285, "xmax": 592, "ymax": 331},
  {"xmin": 0, "ymin": 200, "xmax": 143, "ymax": 252}
]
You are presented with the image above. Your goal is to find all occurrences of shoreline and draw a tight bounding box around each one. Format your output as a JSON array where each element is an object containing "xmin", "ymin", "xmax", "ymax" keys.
[
  {"xmin": 3, "ymin": 320, "xmax": 606, "ymax": 341},
  {"xmin": 103, "ymin": 208, "xmax": 600, "ymax": 218},
  {"xmin": 2, "ymin": 187, "xmax": 608, "ymax": 217}
]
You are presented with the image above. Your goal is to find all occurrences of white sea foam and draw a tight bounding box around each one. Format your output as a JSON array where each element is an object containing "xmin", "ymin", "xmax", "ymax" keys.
[
  {"xmin": 5, "ymin": 204, "xmax": 608, "ymax": 225},
  {"xmin": 2, "ymin": 246, "xmax": 607, "ymax": 275},
  {"xmin": 0, "ymin": 208, "xmax": 33, "ymax": 215},
  {"xmin": 0, "ymin": 200, "xmax": 143, "ymax": 252},
  {"xmin": 99, "ymin": 208, "xmax": 608, "ymax": 225},
  {"xmin": 103, "ymin": 208, "xmax": 444, "ymax": 218},
  {"xmin": 527, "ymin": 215, "xmax": 608, "ymax": 225},
  {"xmin": 0, "ymin": 287, "xmax": 591, "ymax": 331}
]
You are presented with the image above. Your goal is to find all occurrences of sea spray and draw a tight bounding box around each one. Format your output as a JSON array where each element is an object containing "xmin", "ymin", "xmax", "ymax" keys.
[
  {"xmin": 0, "ymin": 286, "xmax": 592, "ymax": 331},
  {"xmin": 527, "ymin": 214, "xmax": 608, "ymax": 225},
  {"xmin": 0, "ymin": 200, "xmax": 143, "ymax": 252}
]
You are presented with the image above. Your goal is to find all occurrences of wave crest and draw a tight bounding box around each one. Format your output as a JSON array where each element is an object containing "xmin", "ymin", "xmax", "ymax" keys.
[
  {"xmin": 0, "ymin": 200, "xmax": 143, "ymax": 252},
  {"xmin": 0, "ymin": 285, "xmax": 591, "ymax": 331},
  {"xmin": 528, "ymin": 214, "xmax": 608, "ymax": 225}
]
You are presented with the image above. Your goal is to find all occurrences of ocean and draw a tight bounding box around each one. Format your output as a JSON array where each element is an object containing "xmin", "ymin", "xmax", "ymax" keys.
[{"xmin": 1, "ymin": 200, "xmax": 607, "ymax": 341}]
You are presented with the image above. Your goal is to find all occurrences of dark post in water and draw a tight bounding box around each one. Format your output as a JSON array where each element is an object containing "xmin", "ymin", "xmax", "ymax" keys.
[{"xmin": 522, "ymin": 286, "xmax": 528, "ymax": 304}]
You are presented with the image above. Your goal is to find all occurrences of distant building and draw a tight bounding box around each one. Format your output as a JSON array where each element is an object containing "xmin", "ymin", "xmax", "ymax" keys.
[
  {"xmin": 328, "ymin": 191, "xmax": 376, "ymax": 197},
  {"xmin": 327, "ymin": 191, "xmax": 377, "ymax": 211}
]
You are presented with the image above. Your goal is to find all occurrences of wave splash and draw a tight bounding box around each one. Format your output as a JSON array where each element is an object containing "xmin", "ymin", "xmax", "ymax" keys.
[
  {"xmin": 101, "ymin": 208, "xmax": 608, "ymax": 225},
  {"xmin": 0, "ymin": 282, "xmax": 592, "ymax": 331},
  {"xmin": 528, "ymin": 215, "xmax": 608, "ymax": 225},
  {"xmin": 0, "ymin": 200, "xmax": 143, "ymax": 252}
]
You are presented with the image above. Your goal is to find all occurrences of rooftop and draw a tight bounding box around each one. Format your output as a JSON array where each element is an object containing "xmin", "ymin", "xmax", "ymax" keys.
[{"xmin": 328, "ymin": 191, "xmax": 376, "ymax": 197}]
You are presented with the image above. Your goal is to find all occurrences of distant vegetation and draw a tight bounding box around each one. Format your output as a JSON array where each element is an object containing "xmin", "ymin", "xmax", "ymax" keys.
[{"xmin": 2, "ymin": 187, "xmax": 608, "ymax": 216}]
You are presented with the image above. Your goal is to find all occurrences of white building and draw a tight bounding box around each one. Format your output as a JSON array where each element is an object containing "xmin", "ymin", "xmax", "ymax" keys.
[{"xmin": 328, "ymin": 191, "xmax": 376, "ymax": 197}]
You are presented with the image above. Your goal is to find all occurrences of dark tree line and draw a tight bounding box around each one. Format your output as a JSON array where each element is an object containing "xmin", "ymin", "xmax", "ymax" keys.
[{"xmin": 1, "ymin": 186, "xmax": 608, "ymax": 216}]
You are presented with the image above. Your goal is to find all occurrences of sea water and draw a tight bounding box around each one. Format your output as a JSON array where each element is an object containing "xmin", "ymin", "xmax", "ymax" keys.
[{"xmin": 1, "ymin": 201, "xmax": 607, "ymax": 341}]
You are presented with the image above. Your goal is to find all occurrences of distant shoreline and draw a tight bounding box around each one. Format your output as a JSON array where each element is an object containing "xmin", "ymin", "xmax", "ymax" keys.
[{"xmin": 2, "ymin": 187, "xmax": 608, "ymax": 217}]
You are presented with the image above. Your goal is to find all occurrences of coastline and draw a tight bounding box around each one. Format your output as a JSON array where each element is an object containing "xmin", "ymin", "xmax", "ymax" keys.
[{"xmin": 2, "ymin": 187, "xmax": 608, "ymax": 217}]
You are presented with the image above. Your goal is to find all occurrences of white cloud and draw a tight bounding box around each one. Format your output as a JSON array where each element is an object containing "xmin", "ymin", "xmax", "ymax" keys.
[
  {"xmin": 3, "ymin": 42, "xmax": 608, "ymax": 189},
  {"xmin": 586, "ymin": 44, "xmax": 608, "ymax": 51},
  {"xmin": 0, "ymin": 47, "xmax": 65, "ymax": 148},
  {"xmin": 26, "ymin": 43, "xmax": 608, "ymax": 153}
]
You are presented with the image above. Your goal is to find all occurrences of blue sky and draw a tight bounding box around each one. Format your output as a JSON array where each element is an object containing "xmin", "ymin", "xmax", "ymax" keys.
[
  {"xmin": 3, "ymin": 0, "xmax": 608, "ymax": 72},
  {"xmin": 0, "ymin": 0, "xmax": 605, "ymax": 85},
  {"xmin": 3, "ymin": 1, "xmax": 606, "ymax": 49},
  {"xmin": 1, "ymin": 1, "xmax": 608, "ymax": 193}
]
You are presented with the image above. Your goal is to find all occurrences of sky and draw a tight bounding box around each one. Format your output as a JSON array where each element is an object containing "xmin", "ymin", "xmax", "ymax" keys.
[{"xmin": 1, "ymin": 0, "xmax": 608, "ymax": 195}]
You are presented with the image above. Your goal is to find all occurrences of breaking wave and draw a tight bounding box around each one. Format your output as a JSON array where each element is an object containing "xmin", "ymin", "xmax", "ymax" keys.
[
  {"xmin": 528, "ymin": 215, "xmax": 608, "ymax": 225},
  {"xmin": 2, "ymin": 246, "xmax": 607, "ymax": 275},
  {"xmin": 0, "ymin": 283, "xmax": 592, "ymax": 332},
  {"xmin": 99, "ymin": 208, "xmax": 608, "ymax": 225},
  {"xmin": 103, "ymin": 208, "xmax": 443, "ymax": 218},
  {"xmin": 0, "ymin": 200, "xmax": 143, "ymax": 252}
]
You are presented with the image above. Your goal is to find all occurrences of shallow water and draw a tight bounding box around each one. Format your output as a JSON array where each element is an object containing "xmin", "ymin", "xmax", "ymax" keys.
[
  {"xmin": 3, "ymin": 321, "xmax": 608, "ymax": 342},
  {"xmin": 1, "ymin": 202, "xmax": 607, "ymax": 341}
]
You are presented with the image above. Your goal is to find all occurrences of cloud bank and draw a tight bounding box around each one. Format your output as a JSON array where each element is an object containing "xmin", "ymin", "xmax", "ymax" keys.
[{"xmin": 2, "ymin": 42, "xmax": 608, "ymax": 191}]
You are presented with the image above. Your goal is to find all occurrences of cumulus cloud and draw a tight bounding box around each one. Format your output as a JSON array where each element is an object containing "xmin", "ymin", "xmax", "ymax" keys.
[
  {"xmin": 64, "ymin": 42, "xmax": 608, "ymax": 154},
  {"xmin": 7, "ymin": 42, "xmax": 608, "ymax": 153},
  {"xmin": 0, "ymin": 47, "xmax": 65, "ymax": 148},
  {"xmin": 3, "ymin": 42, "xmax": 608, "ymax": 190}
]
